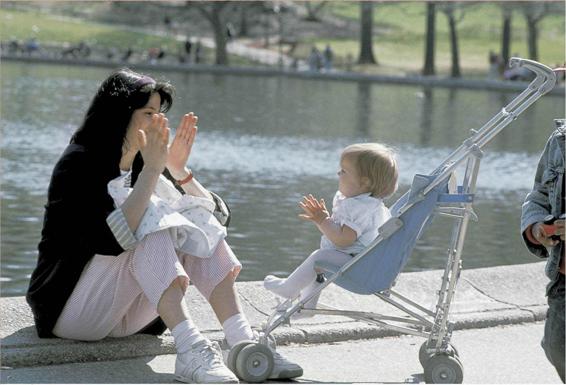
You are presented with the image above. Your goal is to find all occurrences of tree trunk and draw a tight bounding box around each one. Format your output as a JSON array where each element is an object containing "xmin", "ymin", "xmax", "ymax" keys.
[
  {"xmin": 211, "ymin": 6, "xmax": 228, "ymax": 65},
  {"xmin": 422, "ymin": 2, "xmax": 436, "ymax": 76},
  {"xmin": 447, "ymin": 10, "xmax": 461, "ymax": 78},
  {"xmin": 239, "ymin": 4, "xmax": 249, "ymax": 37},
  {"xmin": 196, "ymin": 3, "xmax": 229, "ymax": 65},
  {"xmin": 526, "ymin": 15, "xmax": 538, "ymax": 61},
  {"xmin": 305, "ymin": 1, "xmax": 327, "ymax": 22},
  {"xmin": 358, "ymin": 1, "xmax": 377, "ymax": 65},
  {"xmin": 501, "ymin": 7, "xmax": 512, "ymax": 69}
]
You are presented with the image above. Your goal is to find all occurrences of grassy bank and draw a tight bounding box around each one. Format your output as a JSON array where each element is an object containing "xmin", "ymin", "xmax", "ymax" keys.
[
  {"xmin": 1, "ymin": 2, "xmax": 564, "ymax": 77},
  {"xmin": 309, "ymin": 2, "xmax": 565, "ymax": 75},
  {"xmin": 0, "ymin": 7, "xmax": 256, "ymax": 66}
]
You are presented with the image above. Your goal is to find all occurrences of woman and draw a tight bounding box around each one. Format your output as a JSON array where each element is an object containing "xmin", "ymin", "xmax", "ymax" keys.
[{"xmin": 26, "ymin": 68, "xmax": 302, "ymax": 383}]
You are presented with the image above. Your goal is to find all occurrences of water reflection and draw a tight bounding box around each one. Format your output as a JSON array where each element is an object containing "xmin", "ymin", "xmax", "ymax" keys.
[{"xmin": 1, "ymin": 62, "xmax": 564, "ymax": 296}]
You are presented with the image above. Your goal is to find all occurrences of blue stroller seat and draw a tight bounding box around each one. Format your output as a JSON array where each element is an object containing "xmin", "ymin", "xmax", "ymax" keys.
[{"xmin": 316, "ymin": 173, "xmax": 452, "ymax": 295}]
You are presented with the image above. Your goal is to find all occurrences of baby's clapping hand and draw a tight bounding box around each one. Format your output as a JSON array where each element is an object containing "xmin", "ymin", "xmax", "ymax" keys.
[{"xmin": 299, "ymin": 194, "xmax": 330, "ymax": 225}]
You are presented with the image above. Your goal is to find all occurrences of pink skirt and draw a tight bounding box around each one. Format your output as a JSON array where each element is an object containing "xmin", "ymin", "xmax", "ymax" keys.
[{"xmin": 52, "ymin": 230, "xmax": 241, "ymax": 341}]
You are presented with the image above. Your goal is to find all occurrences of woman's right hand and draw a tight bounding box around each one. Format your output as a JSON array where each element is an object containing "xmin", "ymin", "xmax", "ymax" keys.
[{"xmin": 137, "ymin": 113, "xmax": 170, "ymax": 174}]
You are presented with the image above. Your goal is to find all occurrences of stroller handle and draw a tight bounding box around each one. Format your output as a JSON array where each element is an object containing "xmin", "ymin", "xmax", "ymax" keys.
[
  {"xmin": 419, "ymin": 58, "xmax": 557, "ymax": 198},
  {"xmin": 509, "ymin": 57, "xmax": 556, "ymax": 93}
]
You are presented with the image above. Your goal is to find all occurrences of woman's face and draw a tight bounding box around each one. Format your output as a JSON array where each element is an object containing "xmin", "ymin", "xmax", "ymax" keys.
[{"xmin": 123, "ymin": 92, "xmax": 162, "ymax": 154}]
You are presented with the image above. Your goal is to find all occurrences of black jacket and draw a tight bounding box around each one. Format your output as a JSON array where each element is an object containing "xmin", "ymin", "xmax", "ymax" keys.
[{"xmin": 26, "ymin": 143, "xmax": 166, "ymax": 337}]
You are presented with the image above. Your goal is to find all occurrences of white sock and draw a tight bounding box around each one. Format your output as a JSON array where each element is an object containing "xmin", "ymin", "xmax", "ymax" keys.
[
  {"xmin": 171, "ymin": 318, "xmax": 206, "ymax": 353},
  {"xmin": 300, "ymin": 279, "xmax": 322, "ymax": 309},
  {"xmin": 264, "ymin": 275, "xmax": 299, "ymax": 299},
  {"xmin": 222, "ymin": 313, "xmax": 254, "ymax": 348}
]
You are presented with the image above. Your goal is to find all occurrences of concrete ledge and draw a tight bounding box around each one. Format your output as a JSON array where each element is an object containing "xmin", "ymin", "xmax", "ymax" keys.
[
  {"xmin": 2, "ymin": 55, "xmax": 564, "ymax": 96},
  {"xmin": 1, "ymin": 262, "xmax": 548, "ymax": 368}
]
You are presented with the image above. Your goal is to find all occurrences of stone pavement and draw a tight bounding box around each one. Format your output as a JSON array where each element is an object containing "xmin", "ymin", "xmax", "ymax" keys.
[
  {"xmin": 1, "ymin": 262, "xmax": 548, "ymax": 372},
  {"xmin": 2, "ymin": 322, "xmax": 561, "ymax": 383}
]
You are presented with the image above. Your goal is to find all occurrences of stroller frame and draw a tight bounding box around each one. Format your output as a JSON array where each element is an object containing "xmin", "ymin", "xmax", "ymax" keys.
[{"xmin": 227, "ymin": 59, "xmax": 557, "ymax": 383}]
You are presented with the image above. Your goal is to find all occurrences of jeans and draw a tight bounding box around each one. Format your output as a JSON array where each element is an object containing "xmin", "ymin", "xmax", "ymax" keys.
[{"xmin": 542, "ymin": 273, "xmax": 565, "ymax": 383}]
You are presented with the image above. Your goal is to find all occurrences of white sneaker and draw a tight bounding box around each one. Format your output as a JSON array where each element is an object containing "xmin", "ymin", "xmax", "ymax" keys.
[
  {"xmin": 254, "ymin": 332, "xmax": 303, "ymax": 380},
  {"xmin": 175, "ymin": 339, "xmax": 239, "ymax": 383},
  {"xmin": 268, "ymin": 348, "xmax": 303, "ymax": 379},
  {"xmin": 223, "ymin": 333, "xmax": 303, "ymax": 380}
]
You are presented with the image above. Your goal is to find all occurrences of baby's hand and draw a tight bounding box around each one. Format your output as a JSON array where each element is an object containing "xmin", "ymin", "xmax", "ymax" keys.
[{"xmin": 299, "ymin": 194, "xmax": 330, "ymax": 225}]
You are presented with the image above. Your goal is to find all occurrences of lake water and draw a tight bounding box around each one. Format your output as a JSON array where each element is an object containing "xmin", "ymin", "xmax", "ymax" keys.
[{"xmin": 1, "ymin": 62, "xmax": 564, "ymax": 297}]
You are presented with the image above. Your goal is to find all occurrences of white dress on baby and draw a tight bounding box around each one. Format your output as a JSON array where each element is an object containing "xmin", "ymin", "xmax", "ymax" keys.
[
  {"xmin": 320, "ymin": 191, "xmax": 391, "ymax": 254},
  {"xmin": 107, "ymin": 171, "xmax": 226, "ymax": 258}
]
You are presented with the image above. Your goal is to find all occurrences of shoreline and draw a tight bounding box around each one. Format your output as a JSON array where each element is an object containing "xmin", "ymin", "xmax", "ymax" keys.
[{"xmin": 4, "ymin": 54, "xmax": 565, "ymax": 96}]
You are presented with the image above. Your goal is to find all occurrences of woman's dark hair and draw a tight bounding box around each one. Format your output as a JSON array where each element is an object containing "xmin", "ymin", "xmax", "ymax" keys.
[{"xmin": 70, "ymin": 68, "xmax": 174, "ymax": 176}]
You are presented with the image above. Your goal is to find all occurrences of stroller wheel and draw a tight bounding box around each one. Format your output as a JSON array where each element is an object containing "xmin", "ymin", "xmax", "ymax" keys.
[
  {"xmin": 424, "ymin": 354, "xmax": 464, "ymax": 384},
  {"xmin": 235, "ymin": 343, "xmax": 274, "ymax": 383},
  {"xmin": 419, "ymin": 342, "xmax": 433, "ymax": 366},
  {"xmin": 227, "ymin": 340, "xmax": 254, "ymax": 375},
  {"xmin": 419, "ymin": 342, "xmax": 460, "ymax": 366},
  {"xmin": 446, "ymin": 343, "xmax": 459, "ymax": 357}
]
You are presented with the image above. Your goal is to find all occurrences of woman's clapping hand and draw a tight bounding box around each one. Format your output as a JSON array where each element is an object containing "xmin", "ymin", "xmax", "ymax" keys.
[
  {"xmin": 137, "ymin": 113, "xmax": 170, "ymax": 174},
  {"xmin": 167, "ymin": 112, "xmax": 198, "ymax": 180}
]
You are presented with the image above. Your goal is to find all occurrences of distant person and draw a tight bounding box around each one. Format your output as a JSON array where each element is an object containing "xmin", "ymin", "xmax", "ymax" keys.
[
  {"xmin": 488, "ymin": 50, "xmax": 500, "ymax": 80},
  {"xmin": 520, "ymin": 118, "xmax": 565, "ymax": 383},
  {"xmin": 148, "ymin": 47, "xmax": 159, "ymax": 64},
  {"xmin": 323, "ymin": 44, "xmax": 334, "ymax": 71},
  {"xmin": 106, "ymin": 47, "xmax": 117, "ymax": 61},
  {"xmin": 77, "ymin": 41, "xmax": 91, "ymax": 58},
  {"xmin": 345, "ymin": 53, "xmax": 354, "ymax": 72},
  {"xmin": 226, "ymin": 22, "xmax": 235, "ymax": 41},
  {"xmin": 503, "ymin": 66, "xmax": 531, "ymax": 81},
  {"xmin": 24, "ymin": 37, "xmax": 39, "ymax": 55},
  {"xmin": 26, "ymin": 68, "xmax": 302, "ymax": 383},
  {"xmin": 291, "ymin": 57, "xmax": 299, "ymax": 71},
  {"xmin": 308, "ymin": 46, "xmax": 322, "ymax": 72},
  {"xmin": 264, "ymin": 143, "xmax": 398, "ymax": 314},
  {"xmin": 122, "ymin": 47, "xmax": 133, "ymax": 62},
  {"xmin": 185, "ymin": 39, "xmax": 193, "ymax": 56},
  {"xmin": 8, "ymin": 39, "xmax": 20, "ymax": 54}
]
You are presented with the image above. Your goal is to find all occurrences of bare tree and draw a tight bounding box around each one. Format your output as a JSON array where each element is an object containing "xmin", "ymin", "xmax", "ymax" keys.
[
  {"xmin": 519, "ymin": 2, "xmax": 564, "ymax": 61},
  {"xmin": 438, "ymin": 3, "xmax": 467, "ymax": 78},
  {"xmin": 422, "ymin": 2, "xmax": 436, "ymax": 76},
  {"xmin": 358, "ymin": 1, "xmax": 377, "ymax": 64},
  {"xmin": 235, "ymin": 1, "xmax": 266, "ymax": 37},
  {"xmin": 304, "ymin": 1, "xmax": 327, "ymax": 22},
  {"xmin": 500, "ymin": 3, "xmax": 513, "ymax": 68},
  {"xmin": 192, "ymin": 1, "xmax": 231, "ymax": 65}
]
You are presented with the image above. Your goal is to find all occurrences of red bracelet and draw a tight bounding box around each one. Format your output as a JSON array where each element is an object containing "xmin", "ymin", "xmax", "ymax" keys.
[{"xmin": 175, "ymin": 170, "xmax": 193, "ymax": 186}]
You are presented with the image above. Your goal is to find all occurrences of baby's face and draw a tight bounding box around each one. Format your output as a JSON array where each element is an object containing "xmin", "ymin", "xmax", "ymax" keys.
[{"xmin": 337, "ymin": 157, "xmax": 368, "ymax": 197}]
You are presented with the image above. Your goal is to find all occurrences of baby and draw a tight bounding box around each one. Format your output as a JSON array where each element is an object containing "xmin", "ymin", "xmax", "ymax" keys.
[
  {"xmin": 108, "ymin": 170, "xmax": 227, "ymax": 258},
  {"xmin": 264, "ymin": 143, "xmax": 398, "ymax": 310}
]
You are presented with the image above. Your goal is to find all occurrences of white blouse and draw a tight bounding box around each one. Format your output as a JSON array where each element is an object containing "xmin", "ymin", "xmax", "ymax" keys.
[
  {"xmin": 106, "ymin": 171, "xmax": 226, "ymax": 258},
  {"xmin": 320, "ymin": 191, "xmax": 391, "ymax": 255}
]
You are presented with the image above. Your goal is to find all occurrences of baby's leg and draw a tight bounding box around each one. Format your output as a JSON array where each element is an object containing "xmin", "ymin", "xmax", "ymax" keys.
[{"xmin": 264, "ymin": 249, "xmax": 352, "ymax": 300}]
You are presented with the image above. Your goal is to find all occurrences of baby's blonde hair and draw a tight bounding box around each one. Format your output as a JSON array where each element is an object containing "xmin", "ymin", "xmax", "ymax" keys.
[{"xmin": 341, "ymin": 143, "xmax": 398, "ymax": 198}]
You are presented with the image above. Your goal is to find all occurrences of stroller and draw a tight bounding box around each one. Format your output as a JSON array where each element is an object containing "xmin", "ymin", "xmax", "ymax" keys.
[{"xmin": 226, "ymin": 58, "xmax": 558, "ymax": 384}]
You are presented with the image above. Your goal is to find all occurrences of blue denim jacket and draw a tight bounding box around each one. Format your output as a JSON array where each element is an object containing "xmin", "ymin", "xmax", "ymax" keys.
[{"xmin": 521, "ymin": 119, "xmax": 565, "ymax": 293}]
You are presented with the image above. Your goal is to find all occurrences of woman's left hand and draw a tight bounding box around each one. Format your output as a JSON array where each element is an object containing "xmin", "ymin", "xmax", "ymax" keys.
[{"xmin": 167, "ymin": 112, "xmax": 198, "ymax": 179}]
